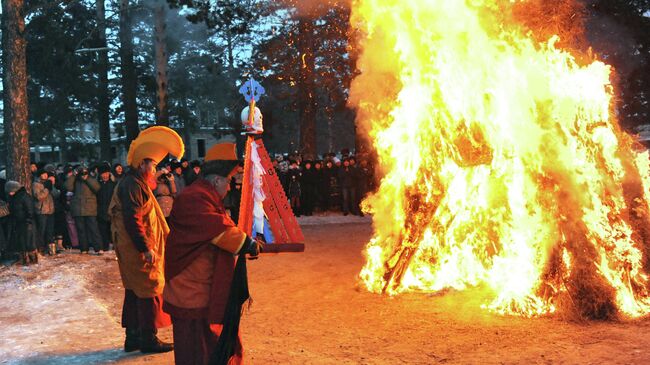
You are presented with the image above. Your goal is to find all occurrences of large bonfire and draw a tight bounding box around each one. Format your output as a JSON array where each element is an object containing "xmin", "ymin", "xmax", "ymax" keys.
[{"xmin": 349, "ymin": 0, "xmax": 650, "ymax": 318}]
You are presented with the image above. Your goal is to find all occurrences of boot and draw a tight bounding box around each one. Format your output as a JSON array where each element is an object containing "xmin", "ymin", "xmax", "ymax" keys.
[
  {"xmin": 48, "ymin": 243, "xmax": 56, "ymax": 256},
  {"xmin": 55, "ymin": 237, "xmax": 64, "ymax": 253},
  {"xmin": 140, "ymin": 330, "xmax": 173, "ymax": 353},
  {"xmin": 124, "ymin": 328, "xmax": 140, "ymax": 352},
  {"xmin": 29, "ymin": 251, "xmax": 38, "ymax": 264},
  {"xmin": 21, "ymin": 252, "xmax": 29, "ymax": 266}
]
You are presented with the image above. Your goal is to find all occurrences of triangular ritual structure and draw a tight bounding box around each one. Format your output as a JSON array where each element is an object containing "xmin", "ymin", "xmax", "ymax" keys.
[
  {"xmin": 238, "ymin": 136, "xmax": 305, "ymax": 253},
  {"xmin": 237, "ymin": 78, "xmax": 304, "ymax": 253}
]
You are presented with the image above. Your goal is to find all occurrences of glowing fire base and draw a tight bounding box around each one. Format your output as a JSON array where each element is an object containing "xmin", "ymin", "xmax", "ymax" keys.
[{"xmin": 350, "ymin": 0, "xmax": 650, "ymax": 318}]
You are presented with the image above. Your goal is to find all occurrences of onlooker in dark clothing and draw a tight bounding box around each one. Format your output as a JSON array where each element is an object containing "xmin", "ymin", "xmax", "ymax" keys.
[
  {"xmin": 322, "ymin": 160, "xmax": 339, "ymax": 211},
  {"xmin": 66, "ymin": 167, "xmax": 102, "ymax": 254},
  {"xmin": 97, "ymin": 164, "xmax": 117, "ymax": 253},
  {"xmin": 0, "ymin": 196, "xmax": 9, "ymax": 259},
  {"xmin": 113, "ymin": 163, "xmax": 125, "ymax": 182},
  {"xmin": 357, "ymin": 159, "xmax": 374, "ymax": 215},
  {"xmin": 171, "ymin": 161, "xmax": 186, "ymax": 194},
  {"xmin": 288, "ymin": 160, "xmax": 302, "ymax": 216},
  {"xmin": 301, "ymin": 161, "xmax": 317, "ymax": 216},
  {"xmin": 153, "ymin": 167, "xmax": 177, "ymax": 221},
  {"xmin": 278, "ymin": 159, "xmax": 289, "ymax": 194},
  {"xmin": 33, "ymin": 168, "xmax": 59, "ymax": 255},
  {"xmin": 225, "ymin": 162, "xmax": 244, "ymax": 223},
  {"xmin": 313, "ymin": 161, "xmax": 324, "ymax": 211},
  {"xmin": 338, "ymin": 159, "xmax": 360, "ymax": 216},
  {"xmin": 6, "ymin": 181, "xmax": 38, "ymax": 265},
  {"xmin": 184, "ymin": 160, "xmax": 201, "ymax": 186}
]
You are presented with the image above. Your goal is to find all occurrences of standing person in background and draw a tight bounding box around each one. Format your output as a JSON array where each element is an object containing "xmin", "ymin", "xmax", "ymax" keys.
[
  {"xmin": 357, "ymin": 159, "xmax": 373, "ymax": 215},
  {"xmin": 171, "ymin": 161, "xmax": 186, "ymax": 195},
  {"xmin": 338, "ymin": 158, "xmax": 360, "ymax": 216},
  {"xmin": 113, "ymin": 163, "xmax": 125, "ymax": 183},
  {"xmin": 313, "ymin": 160, "xmax": 324, "ymax": 212},
  {"xmin": 109, "ymin": 126, "xmax": 183, "ymax": 354},
  {"xmin": 97, "ymin": 163, "xmax": 117, "ymax": 254},
  {"xmin": 153, "ymin": 166, "xmax": 177, "ymax": 223},
  {"xmin": 33, "ymin": 167, "xmax": 59, "ymax": 255},
  {"xmin": 0, "ymin": 192, "xmax": 8, "ymax": 260},
  {"xmin": 185, "ymin": 160, "xmax": 202, "ymax": 186},
  {"xmin": 66, "ymin": 166, "xmax": 102, "ymax": 254},
  {"xmin": 301, "ymin": 160, "xmax": 317, "ymax": 216},
  {"xmin": 287, "ymin": 160, "xmax": 302, "ymax": 217},
  {"xmin": 225, "ymin": 161, "xmax": 244, "ymax": 223},
  {"xmin": 5, "ymin": 181, "xmax": 38, "ymax": 265},
  {"xmin": 322, "ymin": 160, "xmax": 338, "ymax": 211},
  {"xmin": 58, "ymin": 166, "xmax": 77, "ymax": 249}
]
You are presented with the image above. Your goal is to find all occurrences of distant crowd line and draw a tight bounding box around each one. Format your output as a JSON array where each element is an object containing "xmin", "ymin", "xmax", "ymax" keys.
[{"xmin": 0, "ymin": 150, "xmax": 375, "ymax": 265}]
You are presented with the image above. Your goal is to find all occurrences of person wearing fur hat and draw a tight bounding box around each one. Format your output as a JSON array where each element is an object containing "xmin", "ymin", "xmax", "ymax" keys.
[
  {"xmin": 109, "ymin": 126, "xmax": 183, "ymax": 354},
  {"xmin": 33, "ymin": 168, "xmax": 60, "ymax": 255},
  {"xmin": 96, "ymin": 163, "xmax": 116, "ymax": 253},
  {"xmin": 163, "ymin": 142, "xmax": 262, "ymax": 365},
  {"xmin": 6, "ymin": 181, "xmax": 38, "ymax": 265}
]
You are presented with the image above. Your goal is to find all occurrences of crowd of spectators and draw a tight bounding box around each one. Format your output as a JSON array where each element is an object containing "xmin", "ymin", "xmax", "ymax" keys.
[{"xmin": 0, "ymin": 149, "xmax": 375, "ymax": 265}]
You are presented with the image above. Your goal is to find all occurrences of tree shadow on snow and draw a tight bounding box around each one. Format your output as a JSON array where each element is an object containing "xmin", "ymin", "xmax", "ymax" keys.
[{"xmin": 14, "ymin": 348, "xmax": 148, "ymax": 364}]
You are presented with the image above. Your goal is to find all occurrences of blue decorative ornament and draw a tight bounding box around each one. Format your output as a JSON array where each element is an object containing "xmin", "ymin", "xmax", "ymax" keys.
[{"xmin": 239, "ymin": 78, "xmax": 265, "ymax": 103}]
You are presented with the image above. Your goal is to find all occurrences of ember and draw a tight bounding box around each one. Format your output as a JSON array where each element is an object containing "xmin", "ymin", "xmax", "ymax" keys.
[{"xmin": 349, "ymin": 0, "xmax": 650, "ymax": 318}]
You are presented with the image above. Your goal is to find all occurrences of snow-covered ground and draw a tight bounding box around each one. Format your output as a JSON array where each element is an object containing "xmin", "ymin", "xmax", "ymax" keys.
[{"xmin": 0, "ymin": 252, "xmax": 171, "ymax": 364}]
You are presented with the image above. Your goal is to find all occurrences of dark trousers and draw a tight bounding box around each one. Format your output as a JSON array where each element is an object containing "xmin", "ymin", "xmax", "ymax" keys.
[
  {"xmin": 172, "ymin": 317, "xmax": 243, "ymax": 365},
  {"xmin": 74, "ymin": 216, "xmax": 101, "ymax": 253},
  {"xmin": 121, "ymin": 289, "xmax": 167, "ymax": 332},
  {"xmin": 341, "ymin": 187, "xmax": 358, "ymax": 214},
  {"xmin": 37, "ymin": 214, "xmax": 54, "ymax": 248},
  {"xmin": 172, "ymin": 317, "xmax": 219, "ymax": 365},
  {"xmin": 97, "ymin": 218, "xmax": 111, "ymax": 251}
]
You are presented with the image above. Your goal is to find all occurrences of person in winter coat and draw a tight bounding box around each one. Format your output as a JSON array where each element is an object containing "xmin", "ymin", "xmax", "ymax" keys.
[
  {"xmin": 113, "ymin": 163, "xmax": 125, "ymax": 182},
  {"xmin": 300, "ymin": 161, "xmax": 317, "ymax": 216},
  {"xmin": 153, "ymin": 167, "xmax": 177, "ymax": 221},
  {"xmin": 6, "ymin": 181, "xmax": 38, "ymax": 265},
  {"xmin": 287, "ymin": 160, "xmax": 302, "ymax": 216},
  {"xmin": 184, "ymin": 160, "xmax": 201, "ymax": 186},
  {"xmin": 338, "ymin": 158, "xmax": 360, "ymax": 216},
  {"xmin": 170, "ymin": 161, "xmax": 186, "ymax": 195},
  {"xmin": 65, "ymin": 166, "xmax": 102, "ymax": 254},
  {"xmin": 322, "ymin": 160, "xmax": 339, "ymax": 211},
  {"xmin": 33, "ymin": 168, "xmax": 60, "ymax": 255},
  {"xmin": 97, "ymin": 164, "xmax": 117, "ymax": 253},
  {"xmin": 109, "ymin": 126, "xmax": 181, "ymax": 354}
]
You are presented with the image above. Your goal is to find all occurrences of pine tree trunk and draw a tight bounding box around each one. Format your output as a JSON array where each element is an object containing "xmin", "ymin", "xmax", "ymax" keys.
[
  {"xmin": 297, "ymin": 17, "xmax": 317, "ymax": 158},
  {"xmin": 154, "ymin": 0, "xmax": 169, "ymax": 126},
  {"xmin": 1, "ymin": 0, "xmax": 32, "ymax": 191},
  {"xmin": 119, "ymin": 0, "xmax": 140, "ymax": 145},
  {"xmin": 96, "ymin": 0, "xmax": 112, "ymax": 162}
]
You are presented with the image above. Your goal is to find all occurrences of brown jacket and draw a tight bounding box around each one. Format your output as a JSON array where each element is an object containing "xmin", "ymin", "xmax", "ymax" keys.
[{"xmin": 109, "ymin": 171, "xmax": 169, "ymax": 298}]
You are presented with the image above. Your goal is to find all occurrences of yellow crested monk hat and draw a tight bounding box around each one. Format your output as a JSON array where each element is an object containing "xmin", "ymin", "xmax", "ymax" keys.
[
  {"xmin": 127, "ymin": 126, "xmax": 185, "ymax": 168},
  {"xmin": 201, "ymin": 142, "xmax": 239, "ymax": 177}
]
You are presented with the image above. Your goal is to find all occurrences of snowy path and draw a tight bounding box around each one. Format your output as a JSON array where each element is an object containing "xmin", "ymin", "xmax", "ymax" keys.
[{"xmin": 0, "ymin": 253, "xmax": 167, "ymax": 364}]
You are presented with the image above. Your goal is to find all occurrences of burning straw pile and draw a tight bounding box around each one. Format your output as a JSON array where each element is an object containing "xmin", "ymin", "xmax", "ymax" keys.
[{"xmin": 348, "ymin": 0, "xmax": 650, "ymax": 319}]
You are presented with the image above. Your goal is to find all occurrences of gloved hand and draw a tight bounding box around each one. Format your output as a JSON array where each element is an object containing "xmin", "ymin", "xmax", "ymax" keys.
[{"xmin": 240, "ymin": 236, "xmax": 263, "ymax": 259}]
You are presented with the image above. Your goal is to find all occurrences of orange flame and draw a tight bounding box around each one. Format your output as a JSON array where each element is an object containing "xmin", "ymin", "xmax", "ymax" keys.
[{"xmin": 350, "ymin": 0, "xmax": 650, "ymax": 318}]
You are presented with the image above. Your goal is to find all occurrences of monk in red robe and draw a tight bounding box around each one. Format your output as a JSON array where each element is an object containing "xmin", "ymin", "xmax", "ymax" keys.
[{"xmin": 164, "ymin": 143, "xmax": 261, "ymax": 365}]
